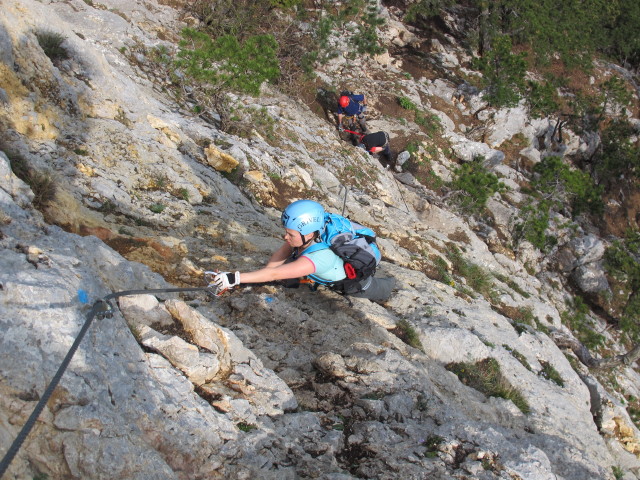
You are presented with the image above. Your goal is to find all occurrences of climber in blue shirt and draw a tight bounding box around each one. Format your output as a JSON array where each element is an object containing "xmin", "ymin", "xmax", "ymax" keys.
[
  {"xmin": 337, "ymin": 92, "xmax": 368, "ymax": 133},
  {"xmin": 210, "ymin": 200, "xmax": 394, "ymax": 301}
]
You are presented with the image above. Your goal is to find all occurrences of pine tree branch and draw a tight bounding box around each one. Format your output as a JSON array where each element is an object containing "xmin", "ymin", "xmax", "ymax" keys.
[{"xmin": 550, "ymin": 330, "xmax": 640, "ymax": 369}]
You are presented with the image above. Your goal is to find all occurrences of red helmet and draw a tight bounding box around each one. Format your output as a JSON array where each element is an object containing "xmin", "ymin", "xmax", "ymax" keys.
[{"xmin": 339, "ymin": 96, "xmax": 350, "ymax": 108}]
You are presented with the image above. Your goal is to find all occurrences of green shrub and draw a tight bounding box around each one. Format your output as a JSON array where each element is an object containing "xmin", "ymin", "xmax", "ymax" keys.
[
  {"xmin": 305, "ymin": 16, "xmax": 339, "ymax": 69},
  {"xmin": 446, "ymin": 357, "xmax": 530, "ymax": 413},
  {"xmin": 300, "ymin": 0, "xmax": 386, "ymax": 75},
  {"xmin": 237, "ymin": 422, "xmax": 257, "ymax": 432},
  {"xmin": 604, "ymin": 0, "xmax": 640, "ymax": 70},
  {"xmin": 539, "ymin": 360, "xmax": 564, "ymax": 387},
  {"xmin": 468, "ymin": 0, "xmax": 603, "ymax": 68},
  {"xmin": 503, "ymin": 345, "xmax": 532, "ymax": 371},
  {"xmin": 175, "ymin": 188, "xmax": 190, "ymax": 202},
  {"xmin": 8, "ymin": 154, "xmax": 57, "ymax": 209},
  {"xmin": 604, "ymin": 230, "xmax": 640, "ymax": 341},
  {"xmin": 149, "ymin": 203, "xmax": 166, "ymax": 214},
  {"xmin": 433, "ymin": 255, "xmax": 453, "ymax": 286},
  {"xmin": 98, "ymin": 199, "xmax": 117, "ymax": 214},
  {"xmin": 446, "ymin": 246, "xmax": 495, "ymax": 300},
  {"xmin": 352, "ymin": 0, "xmax": 385, "ymax": 55},
  {"xmin": 405, "ymin": 0, "xmax": 453, "ymax": 26},
  {"xmin": 513, "ymin": 323, "xmax": 529, "ymax": 336},
  {"xmin": 175, "ymin": 28, "xmax": 280, "ymax": 97},
  {"xmin": 398, "ymin": 96, "xmax": 417, "ymax": 110},
  {"xmin": 35, "ymin": 29, "xmax": 69, "ymax": 61},
  {"xmin": 423, "ymin": 434, "xmax": 444, "ymax": 458},
  {"xmin": 300, "ymin": 51, "xmax": 319, "ymax": 77},
  {"xmin": 532, "ymin": 156, "xmax": 604, "ymax": 217},
  {"xmin": 415, "ymin": 112, "xmax": 442, "ymax": 136},
  {"xmin": 149, "ymin": 45, "xmax": 171, "ymax": 64},
  {"xmin": 560, "ymin": 296, "xmax": 606, "ymax": 351},
  {"xmin": 512, "ymin": 199, "xmax": 556, "ymax": 252},
  {"xmin": 514, "ymin": 155, "xmax": 603, "ymax": 252},
  {"xmin": 594, "ymin": 119, "xmax": 640, "ymax": 189},
  {"xmin": 448, "ymin": 157, "xmax": 506, "ymax": 214},
  {"xmin": 391, "ymin": 319, "xmax": 424, "ymax": 351},
  {"xmin": 458, "ymin": 0, "xmax": 640, "ymax": 74},
  {"xmin": 507, "ymin": 306, "xmax": 536, "ymax": 327},
  {"xmin": 599, "ymin": 76, "xmax": 634, "ymax": 117},
  {"xmin": 612, "ymin": 465, "xmax": 624, "ymax": 480},
  {"xmin": 567, "ymin": 76, "xmax": 633, "ymax": 136},
  {"xmin": 626, "ymin": 395, "xmax": 640, "ymax": 431},
  {"xmin": 331, "ymin": 413, "xmax": 347, "ymax": 431},
  {"xmin": 605, "ymin": 230, "xmax": 640, "ymax": 277},
  {"xmin": 472, "ymin": 34, "xmax": 526, "ymax": 108},
  {"xmin": 526, "ymin": 79, "xmax": 560, "ymax": 118},
  {"xmin": 406, "ymin": 142, "xmax": 421, "ymax": 155},
  {"xmin": 248, "ymin": 107, "xmax": 277, "ymax": 141},
  {"xmin": 221, "ymin": 166, "xmax": 245, "ymax": 185},
  {"xmin": 171, "ymin": 27, "xmax": 280, "ymax": 130},
  {"xmin": 269, "ymin": 0, "xmax": 302, "ymax": 8},
  {"xmin": 150, "ymin": 173, "xmax": 168, "ymax": 191},
  {"xmin": 187, "ymin": 0, "xmax": 273, "ymax": 40}
]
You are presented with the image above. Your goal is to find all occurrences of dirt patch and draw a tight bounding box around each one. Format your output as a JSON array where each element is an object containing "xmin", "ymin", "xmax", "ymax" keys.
[
  {"xmin": 297, "ymin": 77, "xmax": 339, "ymax": 128},
  {"xmin": 105, "ymin": 235, "xmax": 185, "ymax": 282},
  {"xmin": 599, "ymin": 186, "xmax": 640, "ymax": 237},
  {"xmin": 498, "ymin": 133, "xmax": 530, "ymax": 168},
  {"xmin": 378, "ymin": 92, "xmax": 412, "ymax": 121},
  {"xmin": 105, "ymin": 236, "xmax": 149, "ymax": 255},
  {"xmin": 447, "ymin": 229, "xmax": 470, "ymax": 244},
  {"xmin": 389, "ymin": 42, "xmax": 448, "ymax": 82},
  {"xmin": 269, "ymin": 177, "xmax": 315, "ymax": 211}
]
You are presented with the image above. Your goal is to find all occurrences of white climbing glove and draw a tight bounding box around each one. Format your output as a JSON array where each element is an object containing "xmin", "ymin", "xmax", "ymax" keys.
[{"xmin": 210, "ymin": 271, "xmax": 241, "ymax": 294}]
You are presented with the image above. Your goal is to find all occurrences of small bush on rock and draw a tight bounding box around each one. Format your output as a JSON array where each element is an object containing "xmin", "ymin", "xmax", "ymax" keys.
[
  {"xmin": 391, "ymin": 320, "xmax": 424, "ymax": 351},
  {"xmin": 560, "ymin": 296, "xmax": 606, "ymax": 351},
  {"xmin": 446, "ymin": 357, "xmax": 530, "ymax": 413},
  {"xmin": 604, "ymin": 230, "xmax": 640, "ymax": 342},
  {"xmin": 35, "ymin": 29, "xmax": 69, "ymax": 61},
  {"xmin": 539, "ymin": 360, "xmax": 565, "ymax": 387},
  {"xmin": 8, "ymin": 153, "xmax": 57, "ymax": 209},
  {"xmin": 448, "ymin": 157, "xmax": 506, "ymax": 214}
]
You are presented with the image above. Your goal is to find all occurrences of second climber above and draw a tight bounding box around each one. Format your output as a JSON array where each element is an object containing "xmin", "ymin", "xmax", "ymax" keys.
[{"xmin": 337, "ymin": 91, "xmax": 368, "ymax": 134}]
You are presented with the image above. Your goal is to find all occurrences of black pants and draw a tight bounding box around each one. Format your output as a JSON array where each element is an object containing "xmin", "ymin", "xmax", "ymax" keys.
[{"xmin": 351, "ymin": 276, "xmax": 395, "ymax": 301}]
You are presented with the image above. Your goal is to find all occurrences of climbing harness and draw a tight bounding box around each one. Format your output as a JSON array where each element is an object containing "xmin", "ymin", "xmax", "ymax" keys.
[
  {"xmin": 340, "ymin": 116, "xmax": 366, "ymax": 142},
  {"xmin": 0, "ymin": 284, "xmax": 217, "ymax": 478},
  {"xmin": 343, "ymin": 128, "xmax": 366, "ymax": 141}
]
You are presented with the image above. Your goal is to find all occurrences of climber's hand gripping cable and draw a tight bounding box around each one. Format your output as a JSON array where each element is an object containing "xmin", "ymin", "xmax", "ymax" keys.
[{"xmin": 204, "ymin": 271, "xmax": 241, "ymax": 296}]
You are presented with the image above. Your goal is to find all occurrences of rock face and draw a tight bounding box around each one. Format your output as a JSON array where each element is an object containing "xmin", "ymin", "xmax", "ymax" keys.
[{"xmin": 1, "ymin": 1, "xmax": 640, "ymax": 480}]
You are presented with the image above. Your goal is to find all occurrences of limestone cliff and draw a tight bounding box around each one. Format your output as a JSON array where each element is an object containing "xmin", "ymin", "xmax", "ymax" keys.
[{"xmin": 1, "ymin": 1, "xmax": 639, "ymax": 479}]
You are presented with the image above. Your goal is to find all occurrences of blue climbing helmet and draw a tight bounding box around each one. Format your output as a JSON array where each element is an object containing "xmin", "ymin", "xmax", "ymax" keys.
[{"xmin": 281, "ymin": 200, "xmax": 326, "ymax": 235}]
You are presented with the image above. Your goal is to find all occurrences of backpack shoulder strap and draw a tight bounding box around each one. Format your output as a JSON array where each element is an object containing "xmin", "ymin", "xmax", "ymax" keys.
[{"xmin": 301, "ymin": 241, "xmax": 330, "ymax": 256}]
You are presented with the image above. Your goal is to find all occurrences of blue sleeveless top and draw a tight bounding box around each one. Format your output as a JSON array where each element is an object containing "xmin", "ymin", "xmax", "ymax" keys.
[{"xmin": 301, "ymin": 247, "xmax": 346, "ymax": 283}]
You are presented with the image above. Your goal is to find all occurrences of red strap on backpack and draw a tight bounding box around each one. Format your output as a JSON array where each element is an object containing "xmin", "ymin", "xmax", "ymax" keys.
[{"xmin": 344, "ymin": 262, "xmax": 357, "ymax": 279}]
